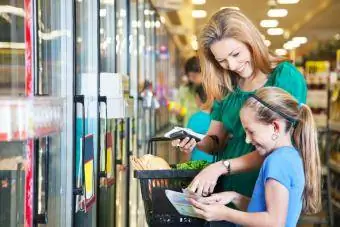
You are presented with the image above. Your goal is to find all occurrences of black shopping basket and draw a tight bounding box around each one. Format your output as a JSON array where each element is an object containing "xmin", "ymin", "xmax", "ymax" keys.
[{"xmin": 134, "ymin": 137, "xmax": 207, "ymax": 227}]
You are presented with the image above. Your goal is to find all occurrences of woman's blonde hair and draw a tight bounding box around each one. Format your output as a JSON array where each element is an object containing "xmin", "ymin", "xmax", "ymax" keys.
[
  {"xmin": 199, "ymin": 8, "xmax": 283, "ymax": 108},
  {"xmin": 243, "ymin": 87, "xmax": 322, "ymax": 214}
]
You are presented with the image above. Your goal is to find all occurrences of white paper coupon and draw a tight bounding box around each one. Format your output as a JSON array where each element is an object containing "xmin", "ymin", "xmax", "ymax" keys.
[{"xmin": 165, "ymin": 189, "xmax": 202, "ymax": 218}]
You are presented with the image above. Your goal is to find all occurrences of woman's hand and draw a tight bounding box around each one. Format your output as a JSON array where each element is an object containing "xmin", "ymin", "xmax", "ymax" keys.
[
  {"xmin": 194, "ymin": 191, "xmax": 237, "ymax": 205},
  {"xmin": 171, "ymin": 137, "xmax": 198, "ymax": 153},
  {"xmin": 189, "ymin": 198, "xmax": 228, "ymax": 222},
  {"xmin": 187, "ymin": 161, "xmax": 226, "ymax": 196}
]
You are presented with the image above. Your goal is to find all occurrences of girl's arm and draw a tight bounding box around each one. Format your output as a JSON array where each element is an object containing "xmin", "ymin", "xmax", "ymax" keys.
[
  {"xmin": 232, "ymin": 192, "xmax": 251, "ymax": 211},
  {"xmin": 191, "ymin": 179, "xmax": 289, "ymax": 227}
]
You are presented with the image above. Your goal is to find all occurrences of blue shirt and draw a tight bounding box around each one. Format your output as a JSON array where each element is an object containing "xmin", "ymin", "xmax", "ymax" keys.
[
  {"xmin": 186, "ymin": 111, "xmax": 214, "ymax": 163},
  {"xmin": 247, "ymin": 147, "xmax": 305, "ymax": 227}
]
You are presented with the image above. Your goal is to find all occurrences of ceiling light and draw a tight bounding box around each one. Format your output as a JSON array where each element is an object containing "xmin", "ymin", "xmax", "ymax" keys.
[
  {"xmin": 145, "ymin": 21, "xmax": 151, "ymax": 28},
  {"xmin": 290, "ymin": 40, "xmax": 301, "ymax": 48},
  {"xmin": 264, "ymin": 40, "xmax": 271, "ymax": 47},
  {"xmin": 155, "ymin": 21, "xmax": 161, "ymax": 28},
  {"xmin": 277, "ymin": 0, "xmax": 300, "ymax": 4},
  {"xmin": 284, "ymin": 41, "xmax": 300, "ymax": 50},
  {"xmin": 267, "ymin": 9, "xmax": 288, "ymax": 17},
  {"xmin": 192, "ymin": 10, "xmax": 207, "ymax": 18},
  {"xmin": 220, "ymin": 6, "xmax": 240, "ymax": 11},
  {"xmin": 283, "ymin": 41, "xmax": 299, "ymax": 50},
  {"xmin": 267, "ymin": 28, "xmax": 284, "ymax": 36},
  {"xmin": 275, "ymin": 49, "xmax": 288, "ymax": 56},
  {"xmin": 292, "ymin": 37, "xmax": 308, "ymax": 44},
  {"xmin": 283, "ymin": 43, "xmax": 294, "ymax": 50},
  {"xmin": 192, "ymin": 0, "xmax": 206, "ymax": 5},
  {"xmin": 260, "ymin": 19, "xmax": 279, "ymax": 28}
]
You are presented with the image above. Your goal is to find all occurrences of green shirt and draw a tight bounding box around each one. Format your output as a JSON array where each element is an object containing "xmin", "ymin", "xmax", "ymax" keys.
[{"xmin": 211, "ymin": 61, "xmax": 307, "ymax": 197}]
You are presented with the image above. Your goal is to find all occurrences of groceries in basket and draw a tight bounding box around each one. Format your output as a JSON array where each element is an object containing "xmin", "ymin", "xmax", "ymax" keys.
[
  {"xmin": 130, "ymin": 154, "xmax": 171, "ymax": 170},
  {"xmin": 130, "ymin": 154, "xmax": 210, "ymax": 171},
  {"xmin": 164, "ymin": 126, "xmax": 205, "ymax": 142},
  {"xmin": 176, "ymin": 160, "xmax": 209, "ymax": 170}
]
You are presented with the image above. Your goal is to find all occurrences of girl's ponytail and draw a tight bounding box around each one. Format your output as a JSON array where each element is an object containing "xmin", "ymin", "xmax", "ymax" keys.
[{"xmin": 293, "ymin": 104, "xmax": 322, "ymax": 214}]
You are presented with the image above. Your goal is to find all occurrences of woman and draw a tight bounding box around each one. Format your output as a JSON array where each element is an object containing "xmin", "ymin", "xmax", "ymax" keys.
[{"xmin": 172, "ymin": 8, "xmax": 307, "ymax": 226}]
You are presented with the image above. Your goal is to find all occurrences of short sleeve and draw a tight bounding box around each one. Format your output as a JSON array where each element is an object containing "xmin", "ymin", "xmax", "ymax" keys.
[
  {"xmin": 210, "ymin": 100, "xmax": 222, "ymax": 121},
  {"xmin": 262, "ymin": 154, "xmax": 291, "ymax": 190},
  {"xmin": 272, "ymin": 62, "xmax": 307, "ymax": 104}
]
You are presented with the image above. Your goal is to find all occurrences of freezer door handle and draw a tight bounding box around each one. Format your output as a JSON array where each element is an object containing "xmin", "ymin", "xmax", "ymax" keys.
[
  {"xmin": 98, "ymin": 95, "xmax": 108, "ymax": 178},
  {"xmin": 33, "ymin": 136, "xmax": 50, "ymax": 224},
  {"xmin": 73, "ymin": 95, "xmax": 85, "ymax": 195}
]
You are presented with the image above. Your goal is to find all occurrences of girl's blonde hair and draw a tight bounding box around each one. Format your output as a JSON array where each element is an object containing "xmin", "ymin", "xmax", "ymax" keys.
[
  {"xmin": 243, "ymin": 87, "xmax": 321, "ymax": 214},
  {"xmin": 199, "ymin": 8, "xmax": 283, "ymax": 108}
]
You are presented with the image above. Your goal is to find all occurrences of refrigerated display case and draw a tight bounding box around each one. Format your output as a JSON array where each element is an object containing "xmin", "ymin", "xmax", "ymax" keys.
[
  {"xmin": 73, "ymin": 0, "xmax": 99, "ymax": 226},
  {"xmin": 128, "ymin": 1, "xmax": 139, "ymax": 227},
  {"xmin": 0, "ymin": 1, "xmax": 73, "ymax": 227},
  {"xmin": 0, "ymin": 0, "xmax": 184, "ymax": 226},
  {"xmin": 35, "ymin": 2, "xmax": 74, "ymax": 227},
  {"xmin": 98, "ymin": 1, "xmax": 116, "ymax": 227},
  {"xmin": 115, "ymin": 1, "xmax": 130, "ymax": 227}
]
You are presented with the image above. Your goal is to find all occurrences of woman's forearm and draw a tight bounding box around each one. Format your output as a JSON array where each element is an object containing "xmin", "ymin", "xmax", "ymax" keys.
[
  {"xmin": 195, "ymin": 136, "xmax": 218, "ymax": 153},
  {"xmin": 195, "ymin": 120, "xmax": 228, "ymax": 154},
  {"xmin": 229, "ymin": 150, "xmax": 265, "ymax": 174}
]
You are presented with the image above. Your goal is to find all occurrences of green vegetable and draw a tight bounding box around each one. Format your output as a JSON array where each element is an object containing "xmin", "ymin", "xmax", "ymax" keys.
[{"xmin": 175, "ymin": 160, "xmax": 210, "ymax": 170}]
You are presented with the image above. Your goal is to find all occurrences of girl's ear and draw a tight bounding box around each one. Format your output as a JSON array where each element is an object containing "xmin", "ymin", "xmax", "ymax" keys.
[{"xmin": 272, "ymin": 120, "xmax": 281, "ymax": 133}]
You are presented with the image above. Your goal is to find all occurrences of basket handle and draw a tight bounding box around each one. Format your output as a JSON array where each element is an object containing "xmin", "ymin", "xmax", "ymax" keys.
[{"xmin": 147, "ymin": 137, "xmax": 172, "ymax": 155}]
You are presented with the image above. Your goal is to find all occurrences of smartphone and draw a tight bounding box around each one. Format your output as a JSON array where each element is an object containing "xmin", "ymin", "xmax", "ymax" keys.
[{"xmin": 169, "ymin": 130, "xmax": 201, "ymax": 142}]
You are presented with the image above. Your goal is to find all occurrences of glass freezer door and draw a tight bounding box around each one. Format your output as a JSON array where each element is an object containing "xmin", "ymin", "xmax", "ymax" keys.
[
  {"xmin": 0, "ymin": 1, "xmax": 27, "ymax": 226},
  {"xmin": 115, "ymin": 0, "xmax": 129, "ymax": 227},
  {"xmin": 35, "ymin": 1, "xmax": 73, "ymax": 227},
  {"xmin": 73, "ymin": 0, "xmax": 99, "ymax": 226},
  {"xmin": 98, "ymin": 1, "xmax": 116, "ymax": 227}
]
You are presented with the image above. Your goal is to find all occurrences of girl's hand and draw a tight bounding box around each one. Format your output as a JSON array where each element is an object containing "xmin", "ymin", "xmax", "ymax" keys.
[
  {"xmin": 171, "ymin": 137, "xmax": 197, "ymax": 153},
  {"xmin": 187, "ymin": 161, "xmax": 226, "ymax": 196},
  {"xmin": 194, "ymin": 191, "xmax": 237, "ymax": 205},
  {"xmin": 189, "ymin": 198, "xmax": 228, "ymax": 222}
]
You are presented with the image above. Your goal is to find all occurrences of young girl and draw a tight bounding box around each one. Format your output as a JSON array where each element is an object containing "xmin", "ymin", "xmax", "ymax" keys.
[{"xmin": 190, "ymin": 87, "xmax": 321, "ymax": 226}]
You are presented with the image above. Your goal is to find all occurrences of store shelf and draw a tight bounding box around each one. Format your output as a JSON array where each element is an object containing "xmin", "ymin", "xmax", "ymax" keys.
[
  {"xmin": 329, "ymin": 159, "xmax": 340, "ymax": 174},
  {"xmin": 0, "ymin": 97, "xmax": 64, "ymax": 142},
  {"xmin": 329, "ymin": 120, "xmax": 340, "ymax": 133}
]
